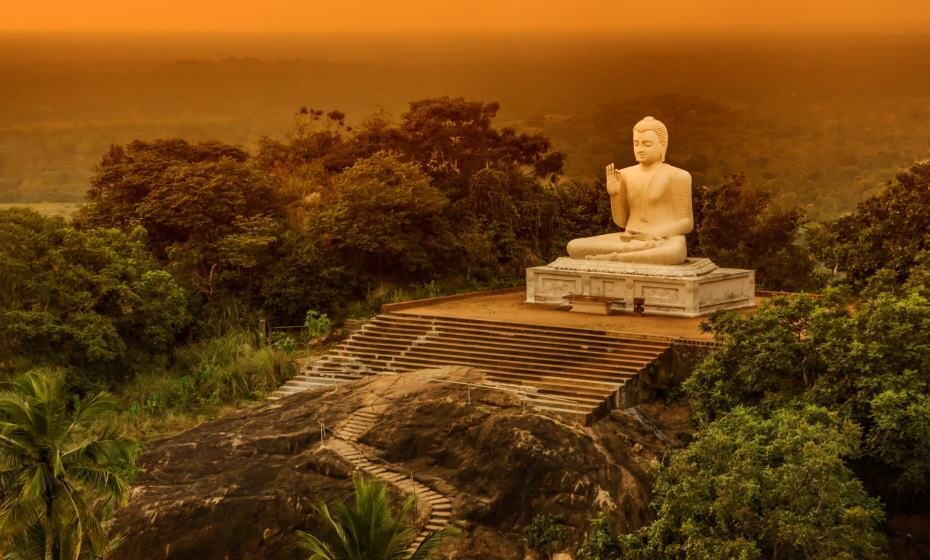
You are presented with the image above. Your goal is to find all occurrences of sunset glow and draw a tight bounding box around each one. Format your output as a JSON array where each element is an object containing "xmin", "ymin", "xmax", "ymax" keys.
[{"xmin": 4, "ymin": 0, "xmax": 930, "ymax": 34}]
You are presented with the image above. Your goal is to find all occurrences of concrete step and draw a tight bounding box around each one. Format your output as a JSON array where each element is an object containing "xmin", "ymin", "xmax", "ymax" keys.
[
  {"xmin": 270, "ymin": 311, "xmax": 673, "ymax": 423},
  {"xmin": 334, "ymin": 347, "xmax": 642, "ymax": 378},
  {"xmin": 335, "ymin": 351, "xmax": 639, "ymax": 384},
  {"xmin": 364, "ymin": 323, "xmax": 666, "ymax": 357},
  {"xmin": 285, "ymin": 378, "xmax": 347, "ymax": 388},
  {"xmin": 377, "ymin": 313, "xmax": 672, "ymax": 349},
  {"xmin": 294, "ymin": 370, "xmax": 364, "ymax": 381},
  {"xmin": 343, "ymin": 336, "xmax": 655, "ymax": 370},
  {"xmin": 351, "ymin": 329, "xmax": 665, "ymax": 360},
  {"xmin": 484, "ymin": 376, "xmax": 621, "ymax": 400}
]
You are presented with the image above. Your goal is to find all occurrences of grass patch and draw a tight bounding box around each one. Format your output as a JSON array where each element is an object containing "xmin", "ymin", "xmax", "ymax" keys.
[{"xmin": 116, "ymin": 330, "xmax": 298, "ymax": 440}]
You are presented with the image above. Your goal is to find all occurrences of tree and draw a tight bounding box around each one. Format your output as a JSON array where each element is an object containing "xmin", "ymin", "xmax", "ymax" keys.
[
  {"xmin": 0, "ymin": 369, "xmax": 139, "ymax": 560},
  {"xmin": 398, "ymin": 97, "xmax": 564, "ymax": 197},
  {"xmin": 258, "ymin": 231, "xmax": 358, "ymax": 324},
  {"xmin": 78, "ymin": 139, "xmax": 286, "ymax": 302},
  {"xmin": 694, "ymin": 176, "xmax": 817, "ymax": 291},
  {"xmin": 816, "ymin": 160, "xmax": 930, "ymax": 291},
  {"xmin": 0, "ymin": 209, "xmax": 190, "ymax": 381},
  {"xmin": 307, "ymin": 152, "xmax": 454, "ymax": 284},
  {"xmin": 80, "ymin": 139, "xmax": 256, "ymax": 239},
  {"xmin": 686, "ymin": 288, "xmax": 930, "ymax": 500},
  {"xmin": 818, "ymin": 289, "xmax": 930, "ymax": 499},
  {"xmin": 453, "ymin": 167, "xmax": 523, "ymax": 279},
  {"xmin": 683, "ymin": 295, "xmax": 833, "ymax": 423},
  {"xmin": 256, "ymin": 107, "xmax": 355, "ymax": 179},
  {"xmin": 624, "ymin": 406, "xmax": 885, "ymax": 560},
  {"xmin": 297, "ymin": 474, "xmax": 448, "ymax": 560},
  {"xmin": 552, "ymin": 177, "xmax": 614, "ymax": 244}
]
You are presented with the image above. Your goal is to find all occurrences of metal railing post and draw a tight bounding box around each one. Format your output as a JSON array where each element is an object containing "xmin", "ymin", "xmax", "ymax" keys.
[{"xmin": 410, "ymin": 471, "xmax": 418, "ymax": 524}]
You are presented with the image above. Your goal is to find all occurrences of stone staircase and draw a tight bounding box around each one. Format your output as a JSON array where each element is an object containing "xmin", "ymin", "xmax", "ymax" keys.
[
  {"xmin": 271, "ymin": 312, "xmax": 672, "ymax": 422},
  {"xmin": 328, "ymin": 407, "xmax": 453, "ymax": 554}
]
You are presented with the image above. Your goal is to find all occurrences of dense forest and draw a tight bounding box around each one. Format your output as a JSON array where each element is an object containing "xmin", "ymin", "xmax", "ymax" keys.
[{"xmin": 1, "ymin": 35, "xmax": 930, "ymax": 557}]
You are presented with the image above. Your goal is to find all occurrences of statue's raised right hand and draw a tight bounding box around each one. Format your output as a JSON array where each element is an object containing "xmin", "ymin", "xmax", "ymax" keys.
[{"xmin": 606, "ymin": 163, "xmax": 623, "ymax": 195}]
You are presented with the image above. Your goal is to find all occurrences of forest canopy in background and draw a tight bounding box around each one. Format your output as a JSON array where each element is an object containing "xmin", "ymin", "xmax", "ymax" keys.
[{"xmin": 1, "ymin": 33, "xmax": 929, "ymax": 219}]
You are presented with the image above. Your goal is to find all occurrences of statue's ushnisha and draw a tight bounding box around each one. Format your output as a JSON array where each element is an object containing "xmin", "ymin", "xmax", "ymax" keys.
[{"xmin": 567, "ymin": 116, "xmax": 693, "ymax": 265}]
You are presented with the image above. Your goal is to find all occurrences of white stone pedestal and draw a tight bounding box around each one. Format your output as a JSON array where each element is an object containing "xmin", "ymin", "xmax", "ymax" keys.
[{"xmin": 525, "ymin": 257, "xmax": 755, "ymax": 318}]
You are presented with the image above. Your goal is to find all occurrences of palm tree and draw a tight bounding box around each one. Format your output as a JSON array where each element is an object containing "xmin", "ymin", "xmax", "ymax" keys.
[
  {"xmin": 298, "ymin": 474, "xmax": 452, "ymax": 560},
  {"xmin": 0, "ymin": 369, "xmax": 139, "ymax": 560}
]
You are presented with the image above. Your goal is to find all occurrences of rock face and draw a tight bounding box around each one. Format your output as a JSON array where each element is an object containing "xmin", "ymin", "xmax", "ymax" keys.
[{"xmin": 111, "ymin": 368, "xmax": 692, "ymax": 559}]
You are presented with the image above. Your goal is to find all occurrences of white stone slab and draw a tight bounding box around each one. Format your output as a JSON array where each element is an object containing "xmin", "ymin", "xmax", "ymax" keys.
[
  {"xmin": 526, "ymin": 260, "xmax": 755, "ymax": 318},
  {"xmin": 546, "ymin": 257, "xmax": 718, "ymax": 277}
]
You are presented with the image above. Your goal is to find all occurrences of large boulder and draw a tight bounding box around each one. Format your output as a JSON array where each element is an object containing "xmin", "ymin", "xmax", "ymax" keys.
[{"xmin": 111, "ymin": 369, "xmax": 692, "ymax": 559}]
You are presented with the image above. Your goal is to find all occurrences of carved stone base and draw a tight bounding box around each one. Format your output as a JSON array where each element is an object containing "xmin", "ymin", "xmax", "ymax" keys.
[{"xmin": 525, "ymin": 258, "xmax": 755, "ymax": 318}]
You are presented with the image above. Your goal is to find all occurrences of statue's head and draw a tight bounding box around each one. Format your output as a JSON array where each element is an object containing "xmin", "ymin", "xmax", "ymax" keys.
[{"xmin": 632, "ymin": 116, "xmax": 668, "ymax": 164}]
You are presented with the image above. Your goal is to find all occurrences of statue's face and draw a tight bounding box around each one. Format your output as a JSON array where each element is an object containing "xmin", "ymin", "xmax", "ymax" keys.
[{"xmin": 633, "ymin": 130, "xmax": 664, "ymax": 164}]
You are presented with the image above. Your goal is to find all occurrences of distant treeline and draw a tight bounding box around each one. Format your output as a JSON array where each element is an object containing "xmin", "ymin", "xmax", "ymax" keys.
[{"xmin": 2, "ymin": 34, "xmax": 930, "ymax": 219}]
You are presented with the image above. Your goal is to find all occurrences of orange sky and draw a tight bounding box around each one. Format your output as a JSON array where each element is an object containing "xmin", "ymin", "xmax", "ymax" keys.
[{"xmin": 3, "ymin": 0, "xmax": 930, "ymax": 34}]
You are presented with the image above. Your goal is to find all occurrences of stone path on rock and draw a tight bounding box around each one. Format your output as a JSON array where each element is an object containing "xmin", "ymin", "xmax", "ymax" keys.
[{"xmin": 325, "ymin": 403, "xmax": 453, "ymax": 554}]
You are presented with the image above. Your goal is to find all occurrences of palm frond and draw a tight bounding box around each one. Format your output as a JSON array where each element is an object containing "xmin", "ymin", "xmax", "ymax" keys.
[
  {"xmin": 0, "ymin": 369, "xmax": 140, "ymax": 559},
  {"xmin": 407, "ymin": 525, "xmax": 461, "ymax": 560}
]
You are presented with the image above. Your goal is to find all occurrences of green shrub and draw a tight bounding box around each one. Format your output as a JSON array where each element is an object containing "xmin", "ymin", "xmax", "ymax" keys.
[
  {"xmin": 576, "ymin": 514, "xmax": 623, "ymax": 560},
  {"xmin": 303, "ymin": 310, "xmax": 332, "ymax": 342},
  {"xmin": 523, "ymin": 513, "xmax": 570, "ymax": 558},
  {"xmin": 272, "ymin": 333, "xmax": 298, "ymax": 353}
]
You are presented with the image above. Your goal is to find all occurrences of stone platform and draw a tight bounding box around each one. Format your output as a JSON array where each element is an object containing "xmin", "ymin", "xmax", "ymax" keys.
[{"xmin": 525, "ymin": 257, "xmax": 755, "ymax": 318}]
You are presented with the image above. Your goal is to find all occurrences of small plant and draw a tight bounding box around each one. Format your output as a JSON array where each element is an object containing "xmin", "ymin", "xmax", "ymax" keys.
[
  {"xmin": 298, "ymin": 474, "xmax": 454, "ymax": 559},
  {"xmin": 304, "ymin": 310, "xmax": 332, "ymax": 343},
  {"xmin": 272, "ymin": 334, "xmax": 298, "ymax": 353},
  {"xmin": 524, "ymin": 513, "xmax": 570, "ymax": 558},
  {"xmin": 576, "ymin": 514, "xmax": 623, "ymax": 560}
]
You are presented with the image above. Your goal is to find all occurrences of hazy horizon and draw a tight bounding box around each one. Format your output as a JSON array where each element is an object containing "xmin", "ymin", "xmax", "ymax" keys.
[
  {"xmin": 5, "ymin": 0, "xmax": 930, "ymax": 34},
  {"xmin": 1, "ymin": 30, "xmax": 929, "ymax": 219}
]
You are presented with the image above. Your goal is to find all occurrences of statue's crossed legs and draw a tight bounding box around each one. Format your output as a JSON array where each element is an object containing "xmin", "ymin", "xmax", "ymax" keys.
[{"xmin": 566, "ymin": 233, "xmax": 687, "ymax": 265}]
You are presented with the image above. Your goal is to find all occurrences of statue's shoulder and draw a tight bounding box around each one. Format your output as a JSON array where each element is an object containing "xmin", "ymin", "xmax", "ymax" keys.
[
  {"xmin": 665, "ymin": 163, "xmax": 691, "ymax": 181},
  {"xmin": 664, "ymin": 164, "xmax": 692, "ymax": 185},
  {"xmin": 620, "ymin": 164, "xmax": 639, "ymax": 175}
]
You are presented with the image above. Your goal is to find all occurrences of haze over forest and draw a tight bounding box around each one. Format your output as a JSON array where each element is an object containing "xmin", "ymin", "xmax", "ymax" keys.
[{"xmin": 2, "ymin": 31, "xmax": 930, "ymax": 218}]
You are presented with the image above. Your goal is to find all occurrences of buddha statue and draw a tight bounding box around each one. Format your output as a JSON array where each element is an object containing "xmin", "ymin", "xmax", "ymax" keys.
[{"xmin": 566, "ymin": 116, "xmax": 693, "ymax": 265}]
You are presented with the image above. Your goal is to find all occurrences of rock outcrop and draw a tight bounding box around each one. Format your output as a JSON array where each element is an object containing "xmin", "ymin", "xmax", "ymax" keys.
[{"xmin": 112, "ymin": 367, "xmax": 692, "ymax": 559}]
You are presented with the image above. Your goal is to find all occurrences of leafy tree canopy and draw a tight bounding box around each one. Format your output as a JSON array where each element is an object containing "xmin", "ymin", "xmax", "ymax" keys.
[
  {"xmin": 0, "ymin": 208, "xmax": 189, "ymax": 382},
  {"xmin": 78, "ymin": 139, "xmax": 290, "ymax": 305},
  {"xmin": 79, "ymin": 139, "xmax": 284, "ymax": 254},
  {"xmin": 623, "ymin": 406, "xmax": 885, "ymax": 560},
  {"xmin": 306, "ymin": 151, "xmax": 454, "ymax": 283},
  {"xmin": 693, "ymin": 175, "xmax": 818, "ymax": 291},
  {"xmin": 686, "ymin": 288, "xmax": 930, "ymax": 500},
  {"xmin": 815, "ymin": 160, "xmax": 930, "ymax": 291},
  {"xmin": 398, "ymin": 97, "xmax": 565, "ymax": 192}
]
